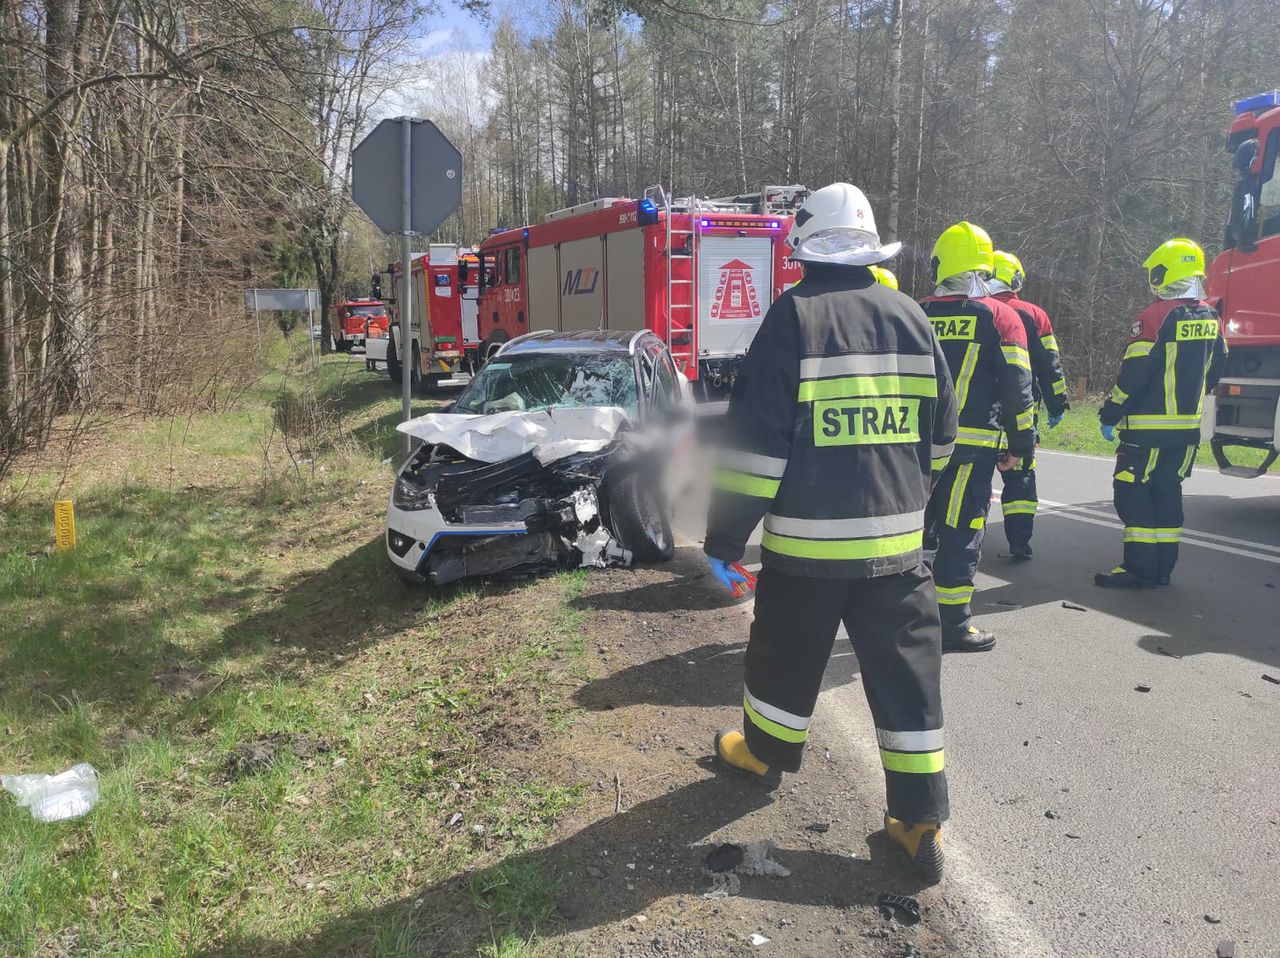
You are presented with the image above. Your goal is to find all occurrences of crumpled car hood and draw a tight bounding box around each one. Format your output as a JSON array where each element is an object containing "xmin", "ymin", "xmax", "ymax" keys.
[{"xmin": 396, "ymin": 406, "xmax": 631, "ymax": 465}]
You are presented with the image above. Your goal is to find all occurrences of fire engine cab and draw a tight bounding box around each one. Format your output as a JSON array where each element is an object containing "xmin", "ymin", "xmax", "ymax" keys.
[
  {"xmin": 384, "ymin": 245, "xmax": 481, "ymax": 391},
  {"xmin": 1208, "ymin": 90, "xmax": 1280, "ymax": 476},
  {"xmin": 474, "ymin": 186, "xmax": 807, "ymax": 397}
]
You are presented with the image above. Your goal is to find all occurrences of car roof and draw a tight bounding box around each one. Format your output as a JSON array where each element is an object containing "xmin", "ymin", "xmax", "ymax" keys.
[{"xmin": 497, "ymin": 329, "xmax": 658, "ymax": 356}]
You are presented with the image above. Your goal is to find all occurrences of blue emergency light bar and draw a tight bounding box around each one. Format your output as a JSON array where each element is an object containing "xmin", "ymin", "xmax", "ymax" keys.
[
  {"xmin": 637, "ymin": 198, "xmax": 660, "ymax": 226},
  {"xmin": 1234, "ymin": 91, "xmax": 1280, "ymax": 116}
]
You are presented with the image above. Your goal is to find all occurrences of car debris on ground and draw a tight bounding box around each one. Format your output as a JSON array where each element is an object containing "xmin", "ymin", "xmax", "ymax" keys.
[{"xmin": 876, "ymin": 893, "xmax": 921, "ymax": 924}]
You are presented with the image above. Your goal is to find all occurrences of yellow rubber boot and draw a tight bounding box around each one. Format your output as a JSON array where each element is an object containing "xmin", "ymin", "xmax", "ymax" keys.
[
  {"xmin": 884, "ymin": 814, "xmax": 945, "ymax": 883},
  {"xmin": 714, "ymin": 729, "xmax": 781, "ymax": 787}
]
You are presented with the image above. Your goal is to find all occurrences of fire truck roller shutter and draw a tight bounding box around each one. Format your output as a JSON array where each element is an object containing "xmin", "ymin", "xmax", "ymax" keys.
[
  {"xmin": 411, "ymin": 259, "xmax": 430, "ymax": 374},
  {"xmin": 560, "ymin": 237, "xmax": 607, "ymax": 331},
  {"xmin": 606, "ymin": 229, "xmax": 645, "ymax": 331},
  {"xmin": 528, "ymin": 246, "xmax": 559, "ymax": 332},
  {"xmin": 698, "ymin": 236, "xmax": 774, "ymax": 358}
]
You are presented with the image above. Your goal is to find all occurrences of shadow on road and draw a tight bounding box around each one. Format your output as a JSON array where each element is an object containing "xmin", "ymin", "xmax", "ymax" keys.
[
  {"xmin": 190, "ymin": 765, "xmax": 924, "ymax": 956},
  {"xmin": 575, "ymin": 641, "xmax": 747, "ymax": 711},
  {"xmin": 971, "ymin": 496, "xmax": 1280, "ymax": 669}
]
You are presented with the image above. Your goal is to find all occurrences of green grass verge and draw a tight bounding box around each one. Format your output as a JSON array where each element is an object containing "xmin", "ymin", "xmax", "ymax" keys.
[
  {"xmin": 1037, "ymin": 401, "xmax": 1274, "ymax": 472},
  {"xmin": 1, "ymin": 340, "xmax": 588, "ymax": 956}
]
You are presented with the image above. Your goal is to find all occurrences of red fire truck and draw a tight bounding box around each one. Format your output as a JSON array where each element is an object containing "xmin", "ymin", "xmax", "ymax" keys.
[
  {"xmin": 474, "ymin": 186, "xmax": 808, "ymax": 397},
  {"xmin": 384, "ymin": 245, "xmax": 481, "ymax": 391},
  {"xmin": 331, "ymin": 298, "xmax": 388, "ymax": 352},
  {"xmin": 1207, "ymin": 90, "xmax": 1280, "ymax": 477}
]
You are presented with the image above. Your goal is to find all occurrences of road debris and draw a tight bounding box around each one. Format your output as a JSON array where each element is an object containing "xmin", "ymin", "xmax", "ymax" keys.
[
  {"xmin": 1062, "ymin": 601, "xmax": 1088, "ymax": 612},
  {"xmin": 1205, "ymin": 913, "xmax": 1223, "ymax": 924},
  {"xmin": 738, "ymin": 840, "xmax": 791, "ymax": 877},
  {"xmin": 703, "ymin": 843, "xmax": 745, "ymax": 873},
  {"xmin": 1065, "ymin": 832, "xmax": 1082, "ymax": 839},
  {"xmin": 1044, "ymin": 810, "xmax": 1058, "ymax": 820},
  {"xmin": 1155, "ymin": 646, "xmax": 1183, "ymax": 659},
  {"xmin": 748, "ymin": 932, "xmax": 770, "ymax": 946},
  {"xmin": 876, "ymin": 893, "xmax": 921, "ymax": 924},
  {"xmin": 805, "ymin": 821, "xmax": 831, "ymax": 833},
  {"xmin": 1262, "ymin": 674, "xmax": 1280, "ymax": 685},
  {"xmin": 701, "ymin": 872, "xmax": 741, "ymax": 899},
  {"xmin": 1134, "ymin": 685, "xmax": 1152, "ymax": 693}
]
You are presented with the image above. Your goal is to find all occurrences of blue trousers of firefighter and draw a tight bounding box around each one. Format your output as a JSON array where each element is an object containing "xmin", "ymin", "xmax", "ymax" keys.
[
  {"xmin": 1000, "ymin": 455, "xmax": 1038, "ymax": 551},
  {"xmin": 1112, "ymin": 443, "xmax": 1196, "ymax": 584},
  {"xmin": 925, "ymin": 452, "xmax": 997, "ymax": 634}
]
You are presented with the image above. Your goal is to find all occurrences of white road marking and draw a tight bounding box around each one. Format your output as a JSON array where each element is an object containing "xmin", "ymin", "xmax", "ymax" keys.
[
  {"xmin": 817, "ymin": 688, "xmax": 1061, "ymax": 958},
  {"xmin": 1038, "ymin": 498, "xmax": 1280, "ymax": 564}
]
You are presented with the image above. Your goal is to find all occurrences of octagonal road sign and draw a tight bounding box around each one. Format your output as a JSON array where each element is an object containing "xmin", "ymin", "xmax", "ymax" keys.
[{"xmin": 352, "ymin": 118, "xmax": 462, "ymax": 235}]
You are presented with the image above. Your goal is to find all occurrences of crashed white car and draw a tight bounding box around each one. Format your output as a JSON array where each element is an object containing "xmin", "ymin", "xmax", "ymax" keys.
[{"xmin": 386, "ymin": 329, "xmax": 694, "ymax": 586}]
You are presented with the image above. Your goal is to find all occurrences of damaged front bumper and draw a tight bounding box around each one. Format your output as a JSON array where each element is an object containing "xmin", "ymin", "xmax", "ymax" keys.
[{"xmin": 386, "ymin": 447, "xmax": 633, "ymax": 586}]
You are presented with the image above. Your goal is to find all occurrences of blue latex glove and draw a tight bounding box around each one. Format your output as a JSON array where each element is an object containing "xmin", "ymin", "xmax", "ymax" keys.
[
  {"xmin": 707, "ymin": 556, "xmax": 748, "ymax": 594},
  {"xmin": 1047, "ymin": 412, "xmax": 1065, "ymax": 429},
  {"xmin": 1100, "ymin": 423, "xmax": 1116, "ymax": 442}
]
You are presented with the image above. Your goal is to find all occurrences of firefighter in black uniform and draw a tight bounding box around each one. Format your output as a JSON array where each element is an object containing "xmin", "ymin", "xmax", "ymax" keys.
[
  {"xmin": 919, "ymin": 224, "xmax": 1037, "ymax": 651},
  {"xmin": 988, "ymin": 250, "xmax": 1070, "ymax": 558},
  {"xmin": 704, "ymin": 182, "xmax": 958, "ymax": 882},
  {"xmin": 1095, "ymin": 238, "xmax": 1227, "ymax": 588}
]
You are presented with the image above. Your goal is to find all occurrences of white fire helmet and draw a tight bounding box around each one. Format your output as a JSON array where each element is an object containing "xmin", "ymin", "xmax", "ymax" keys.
[{"xmin": 785, "ymin": 182, "xmax": 902, "ymax": 266}]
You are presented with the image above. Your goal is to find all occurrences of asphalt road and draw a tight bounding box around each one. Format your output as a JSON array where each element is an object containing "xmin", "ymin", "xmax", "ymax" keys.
[{"xmin": 674, "ymin": 448, "xmax": 1280, "ymax": 957}]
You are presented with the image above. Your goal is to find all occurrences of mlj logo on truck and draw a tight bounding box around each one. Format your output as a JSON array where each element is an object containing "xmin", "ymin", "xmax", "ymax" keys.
[
  {"xmin": 563, "ymin": 267, "xmax": 600, "ymax": 296},
  {"xmin": 711, "ymin": 259, "xmax": 761, "ymax": 320}
]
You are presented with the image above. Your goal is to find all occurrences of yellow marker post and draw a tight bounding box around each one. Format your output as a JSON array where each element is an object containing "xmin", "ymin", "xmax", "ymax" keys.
[{"xmin": 54, "ymin": 500, "xmax": 77, "ymax": 552}]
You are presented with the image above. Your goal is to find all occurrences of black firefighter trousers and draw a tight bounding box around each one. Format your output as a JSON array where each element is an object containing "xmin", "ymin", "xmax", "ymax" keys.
[
  {"xmin": 741, "ymin": 566, "xmax": 949, "ymax": 825},
  {"xmin": 925, "ymin": 451, "xmax": 998, "ymax": 634},
  {"xmin": 1000, "ymin": 454, "xmax": 1038, "ymax": 551},
  {"xmin": 1112, "ymin": 443, "xmax": 1197, "ymax": 584}
]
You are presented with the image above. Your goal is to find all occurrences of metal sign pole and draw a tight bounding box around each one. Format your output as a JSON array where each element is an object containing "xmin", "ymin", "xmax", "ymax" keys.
[
  {"xmin": 400, "ymin": 117, "xmax": 414, "ymax": 455},
  {"xmin": 308, "ymin": 293, "xmax": 318, "ymax": 368},
  {"xmin": 253, "ymin": 289, "xmax": 261, "ymax": 347}
]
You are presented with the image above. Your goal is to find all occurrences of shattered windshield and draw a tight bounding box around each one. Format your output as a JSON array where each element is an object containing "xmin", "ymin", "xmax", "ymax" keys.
[{"xmin": 454, "ymin": 353, "xmax": 639, "ymax": 417}]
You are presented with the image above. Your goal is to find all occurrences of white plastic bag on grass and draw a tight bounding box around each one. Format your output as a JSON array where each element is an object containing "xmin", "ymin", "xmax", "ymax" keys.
[{"xmin": 2, "ymin": 763, "xmax": 99, "ymax": 822}]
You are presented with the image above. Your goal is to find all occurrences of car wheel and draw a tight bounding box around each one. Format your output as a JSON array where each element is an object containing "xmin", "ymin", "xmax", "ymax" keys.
[
  {"xmin": 387, "ymin": 339, "xmax": 402, "ymax": 383},
  {"xmin": 606, "ymin": 472, "xmax": 675, "ymax": 563}
]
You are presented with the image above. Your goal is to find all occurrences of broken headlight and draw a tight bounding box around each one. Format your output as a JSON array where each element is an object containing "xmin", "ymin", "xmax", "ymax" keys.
[{"xmin": 393, "ymin": 475, "xmax": 434, "ymax": 511}]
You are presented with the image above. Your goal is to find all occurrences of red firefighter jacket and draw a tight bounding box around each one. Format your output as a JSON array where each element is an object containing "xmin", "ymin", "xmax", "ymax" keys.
[
  {"xmin": 919, "ymin": 294, "xmax": 1037, "ymax": 458},
  {"xmin": 991, "ymin": 291, "xmax": 1069, "ymax": 418}
]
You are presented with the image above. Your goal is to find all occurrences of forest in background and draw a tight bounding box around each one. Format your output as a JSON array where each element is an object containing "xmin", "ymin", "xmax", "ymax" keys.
[{"xmin": 4, "ymin": 0, "xmax": 1279, "ymax": 477}]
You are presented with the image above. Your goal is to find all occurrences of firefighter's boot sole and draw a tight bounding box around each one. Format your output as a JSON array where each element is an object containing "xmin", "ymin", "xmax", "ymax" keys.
[
  {"xmin": 714, "ymin": 729, "xmax": 782, "ymax": 789},
  {"xmin": 884, "ymin": 814, "xmax": 944, "ymax": 884}
]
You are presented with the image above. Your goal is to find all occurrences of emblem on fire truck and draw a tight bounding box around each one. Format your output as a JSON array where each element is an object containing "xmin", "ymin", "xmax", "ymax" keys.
[{"xmin": 710, "ymin": 259, "xmax": 761, "ymax": 321}]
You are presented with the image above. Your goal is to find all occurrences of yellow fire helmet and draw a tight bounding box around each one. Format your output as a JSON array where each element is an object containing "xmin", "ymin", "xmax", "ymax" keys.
[
  {"xmin": 869, "ymin": 265, "xmax": 899, "ymax": 290},
  {"xmin": 1142, "ymin": 237, "xmax": 1205, "ymax": 293},
  {"xmin": 931, "ymin": 221, "xmax": 995, "ymax": 283},
  {"xmin": 992, "ymin": 250, "xmax": 1025, "ymax": 290}
]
